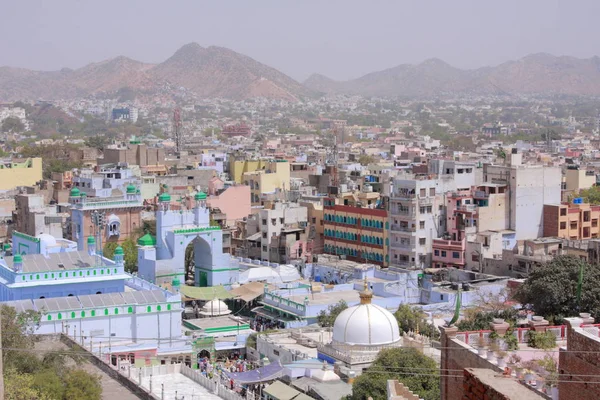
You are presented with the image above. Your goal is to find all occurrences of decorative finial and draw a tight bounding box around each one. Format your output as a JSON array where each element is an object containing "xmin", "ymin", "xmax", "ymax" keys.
[{"xmin": 359, "ymin": 276, "xmax": 373, "ymax": 305}]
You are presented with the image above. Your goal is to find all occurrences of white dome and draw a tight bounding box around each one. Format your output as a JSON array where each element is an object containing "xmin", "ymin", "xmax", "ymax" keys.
[
  {"xmin": 332, "ymin": 303, "xmax": 400, "ymax": 346},
  {"xmin": 200, "ymin": 299, "xmax": 231, "ymax": 316},
  {"xmin": 37, "ymin": 234, "xmax": 57, "ymax": 247}
]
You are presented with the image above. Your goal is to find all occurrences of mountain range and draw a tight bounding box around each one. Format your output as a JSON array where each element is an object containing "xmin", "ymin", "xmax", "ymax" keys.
[
  {"xmin": 304, "ymin": 54, "xmax": 600, "ymax": 97},
  {"xmin": 2, "ymin": 45, "xmax": 600, "ymax": 101}
]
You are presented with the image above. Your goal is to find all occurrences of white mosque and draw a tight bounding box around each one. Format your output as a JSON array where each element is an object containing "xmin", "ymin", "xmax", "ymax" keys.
[{"xmin": 317, "ymin": 280, "xmax": 402, "ymax": 374}]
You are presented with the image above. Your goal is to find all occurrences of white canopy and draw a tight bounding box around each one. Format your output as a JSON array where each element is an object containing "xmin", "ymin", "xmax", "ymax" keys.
[
  {"xmin": 275, "ymin": 264, "xmax": 301, "ymax": 282},
  {"xmin": 239, "ymin": 267, "xmax": 283, "ymax": 284}
]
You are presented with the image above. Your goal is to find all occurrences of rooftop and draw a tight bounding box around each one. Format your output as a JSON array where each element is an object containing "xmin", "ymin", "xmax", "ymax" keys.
[{"xmin": 3, "ymin": 251, "xmax": 113, "ymax": 273}]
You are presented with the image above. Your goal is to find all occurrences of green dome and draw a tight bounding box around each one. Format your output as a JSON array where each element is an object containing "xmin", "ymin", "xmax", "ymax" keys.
[
  {"xmin": 114, "ymin": 246, "xmax": 124, "ymax": 256},
  {"xmin": 126, "ymin": 184, "xmax": 136, "ymax": 194},
  {"xmin": 70, "ymin": 187, "xmax": 81, "ymax": 197},
  {"xmin": 172, "ymin": 277, "xmax": 181, "ymax": 287},
  {"xmin": 13, "ymin": 254, "xmax": 22, "ymax": 263},
  {"xmin": 158, "ymin": 192, "xmax": 171, "ymax": 202},
  {"xmin": 194, "ymin": 191, "xmax": 207, "ymax": 200},
  {"xmin": 137, "ymin": 234, "xmax": 156, "ymax": 247},
  {"xmin": 3, "ymin": 243, "xmax": 10, "ymax": 251},
  {"xmin": 87, "ymin": 236, "xmax": 95, "ymax": 244}
]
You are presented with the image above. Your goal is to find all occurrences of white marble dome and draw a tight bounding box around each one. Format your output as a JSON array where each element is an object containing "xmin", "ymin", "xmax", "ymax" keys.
[
  {"xmin": 199, "ymin": 299, "xmax": 231, "ymax": 316},
  {"xmin": 332, "ymin": 303, "xmax": 400, "ymax": 345},
  {"xmin": 37, "ymin": 233, "xmax": 57, "ymax": 247}
]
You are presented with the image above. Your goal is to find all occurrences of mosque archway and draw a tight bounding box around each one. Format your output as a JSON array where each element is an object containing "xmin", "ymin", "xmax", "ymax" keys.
[{"xmin": 184, "ymin": 236, "xmax": 214, "ymax": 286}]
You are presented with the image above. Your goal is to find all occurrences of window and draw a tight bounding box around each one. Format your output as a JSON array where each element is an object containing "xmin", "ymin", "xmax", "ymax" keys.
[
  {"xmin": 262, "ymin": 245, "xmax": 267, "ymax": 252},
  {"xmin": 426, "ymin": 206, "xmax": 432, "ymax": 213},
  {"xmin": 560, "ymin": 208, "xmax": 567, "ymax": 216},
  {"xmin": 262, "ymin": 219, "xmax": 267, "ymax": 225},
  {"xmin": 434, "ymin": 250, "xmax": 440, "ymax": 256},
  {"xmin": 279, "ymin": 218, "xmax": 284, "ymax": 224},
  {"xmin": 420, "ymin": 188, "xmax": 426, "ymax": 197},
  {"xmin": 271, "ymin": 218, "xmax": 276, "ymax": 226},
  {"xmin": 430, "ymin": 188, "xmax": 435, "ymax": 196},
  {"xmin": 312, "ymin": 217, "xmax": 316, "ymax": 224},
  {"xmin": 560, "ymin": 222, "xmax": 566, "ymax": 230},
  {"xmin": 419, "ymin": 221, "xmax": 425, "ymax": 229},
  {"xmin": 441, "ymin": 251, "xmax": 447, "ymax": 257},
  {"xmin": 262, "ymin": 232, "xmax": 267, "ymax": 239},
  {"xmin": 419, "ymin": 238, "xmax": 426, "ymax": 245},
  {"xmin": 452, "ymin": 252, "xmax": 460, "ymax": 259}
]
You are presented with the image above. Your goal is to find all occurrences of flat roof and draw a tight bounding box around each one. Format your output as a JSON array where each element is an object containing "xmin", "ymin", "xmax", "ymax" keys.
[{"xmin": 4, "ymin": 252, "xmax": 113, "ymax": 273}]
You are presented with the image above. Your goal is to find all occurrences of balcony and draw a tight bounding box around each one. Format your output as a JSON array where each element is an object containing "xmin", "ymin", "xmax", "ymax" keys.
[
  {"xmin": 391, "ymin": 208, "xmax": 415, "ymax": 217},
  {"xmin": 456, "ymin": 204, "xmax": 477, "ymax": 213},
  {"xmin": 390, "ymin": 241, "xmax": 414, "ymax": 250},
  {"xmin": 390, "ymin": 224, "xmax": 416, "ymax": 233},
  {"xmin": 432, "ymin": 238, "xmax": 465, "ymax": 250},
  {"xmin": 473, "ymin": 190, "xmax": 488, "ymax": 199}
]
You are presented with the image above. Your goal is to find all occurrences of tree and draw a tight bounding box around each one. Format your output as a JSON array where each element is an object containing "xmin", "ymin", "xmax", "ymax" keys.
[
  {"xmin": 514, "ymin": 255, "xmax": 600, "ymax": 322},
  {"xmin": 358, "ymin": 154, "xmax": 375, "ymax": 166},
  {"xmin": 63, "ymin": 370, "xmax": 102, "ymax": 400},
  {"xmin": 573, "ymin": 186, "xmax": 600, "ymax": 205},
  {"xmin": 5, "ymin": 368, "xmax": 51, "ymax": 400},
  {"xmin": 394, "ymin": 304, "xmax": 440, "ymax": 340},
  {"xmin": 103, "ymin": 238, "xmax": 138, "ymax": 273},
  {"xmin": 317, "ymin": 300, "xmax": 348, "ymax": 327},
  {"xmin": 1, "ymin": 117, "xmax": 25, "ymax": 133},
  {"xmin": 349, "ymin": 348, "xmax": 440, "ymax": 400}
]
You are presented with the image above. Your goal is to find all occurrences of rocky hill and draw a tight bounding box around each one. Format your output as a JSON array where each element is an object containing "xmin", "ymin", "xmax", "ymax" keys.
[
  {"xmin": 0, "ymin": 43, "xmax": 310, "ymax": 101},
  {"xmin": 304, "ymin": 53, "xmax": 600, "ymax": 97}
]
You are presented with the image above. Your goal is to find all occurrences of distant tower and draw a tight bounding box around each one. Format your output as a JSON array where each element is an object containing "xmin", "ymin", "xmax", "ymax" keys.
[{"xmin": 13, "ymin": 253, "xmax": 22, "ymax": 272}]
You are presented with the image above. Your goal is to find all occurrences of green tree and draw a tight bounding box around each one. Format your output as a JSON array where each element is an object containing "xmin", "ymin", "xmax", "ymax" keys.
[
  {"xmin": 573, "ymin": 186, "xmax": 600, "ymax": 205},
  {"xmin": 514, "ymin": 255, "xmax": 600, "ymax": 321},
  {"xmin": 317, "ymin": 300, "xmax": 348, "ymax": 327},
  {"xmin": 1, "ymin": 117, "xmax": 25, "ymax": 133},
  {"xmin": 349, "ymin": 348, "xmax": 440, "ymax": 400},
  {"xmin": 394, "ymin": 304, "xmax": 440, "ymax": 340},
  {"xmin": 358, "ymin": 154, "xmax": 376, "ymax": 166},
  {"xmin": 103, "ymin": 239, "xmax": 138, "ymax": 273},
  {"xmin": 5, "ymin": 368, "xmax": 51, "ymax": 400},
  {"xmin": 32, "ymin": 369, "xmax": 65, "ymax": 400},
  {"xmin": 63, "ymin": 370, "xmax": 102, "ymax": 400}
]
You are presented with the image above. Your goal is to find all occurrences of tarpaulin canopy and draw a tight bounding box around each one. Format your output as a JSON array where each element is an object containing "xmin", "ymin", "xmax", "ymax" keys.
[
  {"xmin": 179, "ymin": 285, "xmax": 234, "ymax": 301},
  {"xmin": 229, "ymin": 281, "xmax": 276, "ymax": 302},
  {"xmin": 275, "ymin": 265, "xmax": 301, "ymax": 283},
  {"xmin": 225, "ymin": 361, "xmax": 283, "ymax": 384},
  {"xmin": 239, "ymin": 267, "xmax": 283, "ymax": 284}
]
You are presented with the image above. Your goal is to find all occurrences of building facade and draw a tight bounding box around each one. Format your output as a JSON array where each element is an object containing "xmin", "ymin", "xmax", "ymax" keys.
[{"xmin": 0, "ymin": 158, "xmax": 42, "ymax": 190}]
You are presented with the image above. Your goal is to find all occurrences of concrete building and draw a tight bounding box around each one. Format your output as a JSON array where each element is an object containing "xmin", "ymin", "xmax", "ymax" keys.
[
  {"xmin": 0, "ymin": 158, "xmax": 42, "ymax": 191},
  {"xmin": 389, "ymin": 178, "xmax": 442, "ymax": 269},
  {"xmin": 299, "ymin": 196, "xmax": 325, "ymax": 256},
  {"xmin": 428, "ymin": 159, "xmax": 480, "ymax": 192},
  {"xmin": 72, "ymin": 164, "xmax": 140, "ymax": 198},
  {"xmin": 206, "ymin": 185, "xmax": 251, "ymax": 227},
  {"xmin": 482, "ymin": 151, "xmax": 561, "ymax": 240},
  {"xmin": 563, "ymin": 166, "xmax": 596, "ymax": 194},
  {"xmin": 100, "ymin": 141, "xmax": 165, "ymax": 168},
  {"xmin": 243, "ymin": 160, "xmax": 291, "ymax": 205},
  {"xmin": 13, "ymin": 193, "xmax": 68, "ymax": 238},
  {"xmin": 69, "ymin": 186, "xmax": 144, "ymax": 251},
  {"xmin": 258, "ymin": 202, "xmax": 309, "ymax": 262},
  {"xmin": 323, "ymin": 198, "xmax": 389, "ymax": 267},
  {"xmin": 543, "ymin": 202, "xmax": 600, "ymax": 240}
]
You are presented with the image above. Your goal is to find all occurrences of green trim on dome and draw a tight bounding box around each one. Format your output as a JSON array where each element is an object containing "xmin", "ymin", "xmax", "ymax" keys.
[
  {"xmin": 70, "ymin": 187, "xmax": 81, "ymax": 197},
  {"xmin": 13, "ymin": 254, "xmax": 22, "ymax": 263},
  {"xmin": 194, "ymin": 191, "xmax": 207, "ymax": 200},
  {"xmin": 137, "ymin": 234, "xmax": 157, "ymax": 247},
  {"xmin": 159, "ymin": 192, "xmax": 171, "ymax": 202},
  {"xmin": 3, "ymin": 243, "xmax": 10, "ymax": 251},
  {"xmin": 114, "ymin": 246, "xmax": 124, "ymax": 256},
  {"xmin": 126, "ymin": 184, "xmax": 136, "ymax": 194},
  {"xmin": 87, "ymin": 236, "xmax": 95, "ymax": 244},
  {"xmin": 172, "ymin": 277, "xmax": 181, "ymax": 287}
]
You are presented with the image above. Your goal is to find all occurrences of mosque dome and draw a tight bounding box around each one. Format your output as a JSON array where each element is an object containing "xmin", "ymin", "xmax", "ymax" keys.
[
  {"xmin": 114, "ymin": 245, "xmax": 124, "ymax": 256},
  {"xmin": 126, "ymin": 184, "xmax": 136, "ymax": 194},
  {"xmin": 194, "ymin": 191, "xmax": 207, "ymax": 201},
  {"xmin": 199, "ymin": 299, "xmax": 231, "ymax": 316},
  {"xmin": 37, "ymin": 234, "xmax": 57, "ymax": 247},
  {"xmin": 137, "ymin": 234, "xmax": 156, "ymax": 247},
  {"xmin": 158, "ymin": 192, "xmax": 171, "ymax": 202},
  {"xmin": 70, "ymin": 187, "xmax": 80, "ymax": 197},
  {"xmin": 87, "ymin": 236, "xmax": 95, "ymax": 244},
  {"xmin": 332, "ymin": 281, "xmax": 400, "ymax": 346}
]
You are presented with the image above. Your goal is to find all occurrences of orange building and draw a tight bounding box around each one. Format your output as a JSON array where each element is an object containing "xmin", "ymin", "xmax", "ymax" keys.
[{"xmin": 543, "ymin": 202, "xmax": 600, "ymax": 240}]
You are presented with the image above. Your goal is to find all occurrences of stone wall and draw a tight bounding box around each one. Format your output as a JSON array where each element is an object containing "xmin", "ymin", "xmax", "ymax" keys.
[
  {"xmin": 462, "ymin": 368, "xmax": 545, "ymax": 400},
  {"xmin": 559, "ymin": 318, "xmax": 600, "ymax": 400},
  {"xmin": 440, "ymin": 327, "xmax": 503, "ymax": 400}
]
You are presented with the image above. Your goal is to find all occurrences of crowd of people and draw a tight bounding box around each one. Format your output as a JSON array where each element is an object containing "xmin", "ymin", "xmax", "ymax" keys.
[{"xmin": 251, "ymin": 316, "xmax": 285, "ymax": 331}]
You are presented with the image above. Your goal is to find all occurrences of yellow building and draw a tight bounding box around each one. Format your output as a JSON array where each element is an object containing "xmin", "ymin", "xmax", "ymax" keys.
[
  {"xmin": 0, "ymin": 158, "xmax": 42, "ymax": 190},
  {"xmin": 241, "ymin": 160, "xmax": 290, "ymax": 205},
  {"xmin": 230, "ymin": 159, "xmax": 270, "ymax": 184}
]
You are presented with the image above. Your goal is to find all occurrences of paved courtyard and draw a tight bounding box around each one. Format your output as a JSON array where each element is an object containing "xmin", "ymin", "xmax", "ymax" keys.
[{"xmin": 141, "ymin": 373, "xmax": 222, "ymax": 400}]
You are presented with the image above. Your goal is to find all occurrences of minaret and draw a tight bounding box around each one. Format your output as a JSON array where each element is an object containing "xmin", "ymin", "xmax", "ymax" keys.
[
  {"xmin": 69, "ymin": 187, "xmax": 81, "ymax": 205},
  {"xmin": 193, "ymin": 191, "xmax": 207, "ymax": 225},
  {"xmin": 113, "ymin": 245, "xmax": 124, "ymax": 268},
  {"xmin": 359, "ymin": 277, "xmax": 373, "ymax": 305},
  {"xmin": 87, "ymin": 235, "xmax": 96, "ymax": 255},
  {"xmin": 13, "ymin": 254, "xmax": 23, "ymax": 273},
  {"xmin": 126, "ymin": 183, "xmax": 137, "ymax": 201}
]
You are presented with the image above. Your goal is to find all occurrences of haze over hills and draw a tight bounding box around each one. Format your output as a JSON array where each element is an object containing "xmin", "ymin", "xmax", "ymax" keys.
[
  {"xmin": 304, "ymin": 53, "xmax": 600, "ymax": 97},
  {"xmin": 3, "ymin": 46, "xmax": 600, "ymax": 101},
  {"xmin": 0, "ymin": 43, "xmax": 311, "ymax": 102}
]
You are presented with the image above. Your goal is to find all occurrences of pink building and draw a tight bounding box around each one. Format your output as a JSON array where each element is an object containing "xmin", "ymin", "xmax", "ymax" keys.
[
  {"xmin": 206, "ymin": 185, "xmax": 251, "ymax": 227},
  {"xmin": 208, "ymin": 176, "xmax": 225, "ymax": 196}
]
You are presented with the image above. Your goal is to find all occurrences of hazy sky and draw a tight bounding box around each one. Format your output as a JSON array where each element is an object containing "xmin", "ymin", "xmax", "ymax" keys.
[{"xmin": 1, "ymin": 0, "xmax": 599, "ymax": 81}]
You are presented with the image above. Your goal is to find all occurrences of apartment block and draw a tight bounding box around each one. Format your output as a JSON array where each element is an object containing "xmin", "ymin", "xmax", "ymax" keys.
[
  {"xmin": 258, "ymin": 202, "xmax": 308, "ymax": 262},
  {"xmin": 0, "ymin": 158, "xmax": 42, "ymax": 190},
  {"xmin": 543, "ymin": 202, "xmax": 600, "ymax": 240},
  {"xmin": 242, "ymin": 160, "xmax": 291, "ymax": 205},
  {"xmin": 389, "ymin": 178, "xmax": 442, "ymax": 269},
  {"xmin": 322, "ymin": 198, "xmax": 388, "ymax": 267}
]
